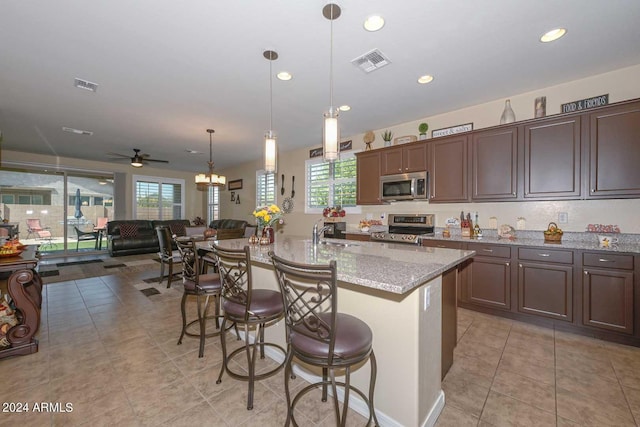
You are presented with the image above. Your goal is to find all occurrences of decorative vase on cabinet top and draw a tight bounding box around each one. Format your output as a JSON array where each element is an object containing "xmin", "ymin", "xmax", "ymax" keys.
[{"xmin": 500, "ymin": 99, "xmax": 516, "ymax": 124}]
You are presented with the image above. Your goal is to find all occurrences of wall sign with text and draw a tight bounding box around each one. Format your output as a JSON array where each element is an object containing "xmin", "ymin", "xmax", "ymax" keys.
[
  {"xmin": 561, "ymin": 94, "xmax": 609, "ymax": 113},
  {"xmin": 309, "ymin": 140, "xmax": 352, "ymax": 158},
  {"xmin": 432, "ymin": 123, "xmax": 473, "ymax": 138}
]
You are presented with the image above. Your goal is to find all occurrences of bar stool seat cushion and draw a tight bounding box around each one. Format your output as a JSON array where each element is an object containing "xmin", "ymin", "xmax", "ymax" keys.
[
  {"xmin": 292, "ymin": 313, "xmax": 372, "ymax": 360},
  {"xmin": 222, "ymin": 289, "xmax": 283, "ymax": 319},
  {"xmin": 183, "ymin": 273, "xmax": 221, "ymax": 293}
]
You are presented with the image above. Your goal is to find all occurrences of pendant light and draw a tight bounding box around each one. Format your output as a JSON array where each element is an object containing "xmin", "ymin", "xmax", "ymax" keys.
[
  {"xmin": 263, "ymin": 50, "xmax": 278, "ymax": 173},
  {"xmin": 323, "ymin": 3, "xmax": 341, "ymax": 162},
  {"xmin": 195, "ymin": 129, "xmax": 226, "ymax": 190}
]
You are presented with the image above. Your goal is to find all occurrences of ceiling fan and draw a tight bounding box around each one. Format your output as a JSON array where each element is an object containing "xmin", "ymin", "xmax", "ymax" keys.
[{"xmin": 107, "ymin": 148, "xmax": 169, "ymax": 168}]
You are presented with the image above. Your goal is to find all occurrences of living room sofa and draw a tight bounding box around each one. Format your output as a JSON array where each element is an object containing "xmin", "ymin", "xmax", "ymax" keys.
[
  {"xmin": 106, "ymin": 219, "xmax": 190, "ymax": 257},
  {"xmin": 209, "ymin": 219, "xmax": 249, "ymax": 233}
]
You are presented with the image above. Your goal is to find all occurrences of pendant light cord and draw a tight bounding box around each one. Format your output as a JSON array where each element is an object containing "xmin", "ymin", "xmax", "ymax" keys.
[
  {"xmin": 269, "ymin": 53, "xmax": 273, "ymax": 130},
  {"xmin": 329, "ymin": 5, "xmax": 334, "ymax": 109}
]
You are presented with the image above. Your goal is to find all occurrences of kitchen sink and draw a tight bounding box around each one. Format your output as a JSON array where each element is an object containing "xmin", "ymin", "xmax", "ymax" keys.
[{"xmin": 318, "ymin": 240, "xmax": 359, "ymax": 248}]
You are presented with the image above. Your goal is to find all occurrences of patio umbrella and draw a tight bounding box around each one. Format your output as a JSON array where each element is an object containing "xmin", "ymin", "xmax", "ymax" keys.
[{"xmin": 74, "ymin": 188, "xmax": 83, "ymax": 221}]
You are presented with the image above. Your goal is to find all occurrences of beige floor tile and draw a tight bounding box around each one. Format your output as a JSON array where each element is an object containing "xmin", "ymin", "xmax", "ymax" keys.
[
  {"xmin": 454, "ymin": 338, "xmax": 503, "ymax": 370},
  {"xmin": 236, "ymin": 396, "xmax": 291, "ymax": 427},
  {"xmin": 435, "ymin": 404, "xmax": 479, "ymax": 427},
  {"xmin": 461, "ymin": 326, "xmax": 509, "ymax": 351},
  {"xmin": 556, "ymin": 364, "xmax": 628, "ymax": 411},
  {"xmin": 623, "ymin": 386, "xmax": 640, "ymax": 424},
  {"xmin": 206, "ymin": 379, "xmax": 279, "ymax": 426},
  {"xmin": 612, "ymin": 358, "xmax": 640, "ymax": 390},
  {"xmin": 498, "ymin": 350, "xmax": 555, "ymax": 385},
  {"xmin": 556, "ymin": 415, "xmax": 582, "ymax": 426},
  {"xmin": 555, "ymin": 344, "xmax": 617, "ymax": 381},
  {"xmin": 554, "ymin": 330, "xmax": 611, "ymax": 362},
  {"xmin": 115, "ymin": 359, "xmax": 184, "ymax": 392},
  {"xmin": 446, "ymin": 353, "xmax": 496, "ymax": 388},
  {"xmin": 492, "ymin": 366, "xmax": 556, "ymax": 413},
  {"xmin": 442, "ymin": 372, "xmax": 491, "ymax": 417},
  {"xmin": 127, "ymin": 378, "xmax": 205, "ymax": 426},
  {"xmin": 480, "ymin": 390, "xmax": 556, "ymax": 426},
  {"xmin": 52, "ymin": 389, "xmax": 130, "ymax": 427},
  {"xmin": 49, "ymin": 362, "xmax": 122, "ymax": 406},
  {"xmin": 503, "ymin": 338, "xmax": 555, "ymax": 365},
  {"xmin": 160, "ymin": 401, "xmax": 225, "ymax": 427},
  {"xmin": 556, "ymin": 386, "xmax": 636, "ymax": 426},
  {"xmin": 0, "ymin": 384, "xmax": 52, "ymax": 427}
]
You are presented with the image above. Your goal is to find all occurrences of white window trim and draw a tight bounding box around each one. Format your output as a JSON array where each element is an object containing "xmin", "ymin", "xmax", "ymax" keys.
[
  {"xmin": 304, "ymin": 151, "xmax": 361, "ymax": 215},
  {"xmin": 132, "ymin": 174, "xmax": 185, "ymax": 219},
  {"xmin": 256, "ymin": 169, "xmax": 277, "ymax": 207}
]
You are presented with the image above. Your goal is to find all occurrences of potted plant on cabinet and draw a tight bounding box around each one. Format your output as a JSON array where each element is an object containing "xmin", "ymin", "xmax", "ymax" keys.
[
  {"xmin": 382, "ymin": 130, "xmax": 393, "ymax": 147},
  {"xmin": 418, "ymin": 123, "xmax": 429, "ymax": 140}
]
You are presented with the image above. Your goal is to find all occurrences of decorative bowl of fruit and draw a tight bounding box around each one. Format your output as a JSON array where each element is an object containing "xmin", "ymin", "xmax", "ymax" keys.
[{"xmin": 543, "ymin": 222, "xmax": 563, "ymax": 243}]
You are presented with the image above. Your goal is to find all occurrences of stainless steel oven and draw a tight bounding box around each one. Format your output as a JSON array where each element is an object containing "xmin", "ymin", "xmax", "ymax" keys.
[{"xmin": 370, "ymin": 213, "xmax": 435, "ymax": 245}]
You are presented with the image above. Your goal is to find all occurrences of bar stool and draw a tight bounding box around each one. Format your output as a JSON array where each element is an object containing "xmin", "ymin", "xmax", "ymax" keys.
[
  {"xmin": 269, "ymin": 251, "xmax": 379, "ymax": 427},
  {"xmin": 156, "ymin": 226, "xmax": 181, "ymax": 288},
  {"xmin": 175, "ymin": 237, "xmax": 224, "ymax": 358},
  {"xmin": 210, "ymin": 243, "xmax": 286, "ymax": 410}
]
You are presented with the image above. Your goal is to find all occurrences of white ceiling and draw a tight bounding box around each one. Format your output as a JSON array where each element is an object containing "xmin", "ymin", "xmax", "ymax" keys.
[{"xmin": 1, "ymin": 0, "xmax": 640, "ymax": 172}]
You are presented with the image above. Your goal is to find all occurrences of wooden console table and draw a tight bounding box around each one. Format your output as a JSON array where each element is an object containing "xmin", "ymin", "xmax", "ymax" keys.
[{"xmin": 0, "ymin": 245, "xmax": 42, "ymax": 359}]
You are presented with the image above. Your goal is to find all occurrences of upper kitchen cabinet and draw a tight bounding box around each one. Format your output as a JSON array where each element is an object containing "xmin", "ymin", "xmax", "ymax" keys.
[
  {"xmin": 523, "ymin": 116, "xmax": 582, "ymax": 199},
  {"xmin": 429, "ymin": 135, "xmax": 469, "ymax": 203},
  {"xmin": 380, "ymin": 143, "xmax": 428, "ymax": 175},
  {"xmin": 471, "ymin": 127, "xmax": 518, "ymax": 201},
  {"xmin": 587, "ymin": 100, "xmax": 640, "ymax": 199},
  {"xmin": 355, "ymin": 151, "xmax": 382, "ymax": 205}
]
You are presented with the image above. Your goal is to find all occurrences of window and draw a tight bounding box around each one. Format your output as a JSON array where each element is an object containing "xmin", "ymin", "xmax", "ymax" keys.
[
  {"xmin": 305, "ymin": 153, "xmax": 359, "ymax": 213},
  {"xmin": 133, "ymin": 176, "xmax": 184, "ymax": 220},
  {"xmin": 207, "ymin": 186, "xmax": 220, "ymax": 224},
  {"xmin": 256, "ymin": 170, "xmax": 276, "ymax": 207}
]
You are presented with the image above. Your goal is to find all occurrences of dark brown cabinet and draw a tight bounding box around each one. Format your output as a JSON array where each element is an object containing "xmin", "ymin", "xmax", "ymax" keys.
[
  {"xmin": 582, "ymin": 252, "xmax": 634, "ymax": 334},
  {"xmin": 429, "ymin": 135, "xmax": 469, "ymax": 202},
  {"xmin": 380, "ymin": 143, "xmax": 428, "ymax": 175},
  {"xmin": 466, "ymin": 243, "xmax": 511, "ymax": 311},
  {"xmin": 587, "ymin": 100, "xmax": 640, "ymax": 198},
  {"xmin": 471, "ymin": 127, "xmax": 518, "ymax": 200},
  {"xmin": 355, "ymin": 151, "xmax": 381, "ymax": 205},
  {"xmin": 523, "ymin": 116, "xmax": 581, "ymax": 199}
]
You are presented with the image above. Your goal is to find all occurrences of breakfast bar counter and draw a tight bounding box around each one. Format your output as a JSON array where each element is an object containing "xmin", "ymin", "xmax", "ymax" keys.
[{"xmin": 200, "ymin": 236, "xmax": 474, "ymax": 426}]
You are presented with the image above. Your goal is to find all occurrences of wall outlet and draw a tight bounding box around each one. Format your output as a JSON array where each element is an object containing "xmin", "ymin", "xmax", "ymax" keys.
[{"xmin": 558, "ymin": 212, "xmax": 568, "ymax": 224}]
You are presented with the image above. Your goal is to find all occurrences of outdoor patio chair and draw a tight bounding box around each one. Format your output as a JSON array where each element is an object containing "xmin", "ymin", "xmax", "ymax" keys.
[
  {"xmin": 74, "ymin": 226, "xmax": 99, "ymax": 251},
  {"xmin": 26, "ymin": 218, "xmax": 54, "ymax": 248}
]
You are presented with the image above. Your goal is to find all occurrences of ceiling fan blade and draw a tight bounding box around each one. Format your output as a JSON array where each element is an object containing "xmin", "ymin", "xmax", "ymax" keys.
[{"xmin": 144, "ymin": 158, "xmax": 169, "ymax": 163}]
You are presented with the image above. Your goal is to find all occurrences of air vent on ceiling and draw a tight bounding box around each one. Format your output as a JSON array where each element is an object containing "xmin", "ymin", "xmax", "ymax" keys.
[
  {"xmin": 62, "ymin": 126, "xmax": 93, "ymax": 136},
  {"xmin": 74, "ymin": 78, "xmax": 99, "ymax": 92},
  {"xmin": 351, "ymin": 48, "xmax": 391, "ymax": 73}
]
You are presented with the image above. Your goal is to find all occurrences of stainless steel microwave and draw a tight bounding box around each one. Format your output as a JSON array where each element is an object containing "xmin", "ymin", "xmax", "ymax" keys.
[{"xmin": 380, "ymin": 171, "xmax": 428, "ymax": 201}]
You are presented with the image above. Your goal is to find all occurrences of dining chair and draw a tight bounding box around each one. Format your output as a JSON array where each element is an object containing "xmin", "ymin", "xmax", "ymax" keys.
[
  {"xmin": 73, "ymin": 226, "xmax": 99, "ymax": 251},
  {"xmin": 155, "ymin": 226, "xmax": 181, "ymax": 288},
  {"xmin": 174, "ymin": 237, "xmax": 225, "ymax": 358},
  {"xmin": 270, "ymin": 251, "xmax": 379, "ymax": 427},
  {"xmin": 210, "ymin": 243, "xmax": 286, "ymax": 410}
]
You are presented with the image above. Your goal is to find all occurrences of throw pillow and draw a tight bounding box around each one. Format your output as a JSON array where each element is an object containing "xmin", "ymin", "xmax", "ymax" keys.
[
  {"xmin": 119, "ymin": 223, "xmax": 139, "ymax": 238},
  {"xmin": 170, "ymin": 223, "xmax": 186, "ymax": 237}
]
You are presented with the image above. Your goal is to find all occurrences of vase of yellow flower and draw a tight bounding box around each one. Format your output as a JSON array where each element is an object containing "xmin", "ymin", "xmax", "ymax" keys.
[{"xmin": 252, "ymin": 204, "xmax": 283, "ymax": 244}]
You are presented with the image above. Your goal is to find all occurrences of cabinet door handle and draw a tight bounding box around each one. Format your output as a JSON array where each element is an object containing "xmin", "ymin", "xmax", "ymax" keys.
[
  {"xmin": 506, "ymin": 262, "xmax": 510, "ymax": 266},
  {"xmin": 519, "ymin": 263, "xmax": 523, "ymax": 268},
  {"xmin": 598, "ymin": 258, "xmax": 614, "ymax": 262},
  {"xmin": 437, "ymin": 245, "xmax": 446, "ymax": 248},
  {"xmin": 512, "ymin": 192, "xmax": 516, "ymax": 195},
  {"xmin": 591, "ymin": 189, "xmax": 595, "ymax": 193},
  {"xmin": 584, "ymin": 270, "xmax": 589, "ymax": 275},
  {"xmin": 538, "ymin": 253, "xmax": 550, "ymax": 257},
  {"xmin": 482, "ymin": 249, "xmax": 494, "ymax": 253}
]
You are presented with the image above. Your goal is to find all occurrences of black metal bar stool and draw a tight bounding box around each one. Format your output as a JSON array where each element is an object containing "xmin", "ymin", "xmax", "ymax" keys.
[
  {"xmin": 175, "ymin": 237, "xmax": 226, "ymax": 358},
  {"xmin": 210, "ymin": 243, "xmax": 286, "ymax": 410},
  {"xmin": 156, "ymin": 225, "xmax": 181, "ymax": 288},
  {"xmin": 269, "ymin": 251, "xmax": 379, "ymax": 427}
]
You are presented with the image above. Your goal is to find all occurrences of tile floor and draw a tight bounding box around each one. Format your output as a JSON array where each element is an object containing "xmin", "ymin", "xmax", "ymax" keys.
[{"xmin": 2, "ymin": 254, "xmax": 640, "ymax": 426}]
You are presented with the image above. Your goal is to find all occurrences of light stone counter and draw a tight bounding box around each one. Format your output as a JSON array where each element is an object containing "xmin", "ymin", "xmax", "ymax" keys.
[
  {"xmin": 201, "ymin": 235, "xmax": 475, "ymax": 294},
  {"xmin": 200, "ymin": 235, "xmax": 474, "ymax": 427}
]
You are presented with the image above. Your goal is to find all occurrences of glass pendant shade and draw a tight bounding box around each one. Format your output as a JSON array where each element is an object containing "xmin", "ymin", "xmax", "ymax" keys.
[
  {"xmin": 323, "ymin": 108, "xmax": 339, "ymax": 161},
  {"xmin": 264, "ymin": 130, "xmax": 277, "ymax": 173}
]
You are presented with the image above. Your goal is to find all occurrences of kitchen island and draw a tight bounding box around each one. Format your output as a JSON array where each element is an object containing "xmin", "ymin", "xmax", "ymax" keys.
[{"xmin": 200, "ymin": 236, "xmax": 474, "ymax": 427}]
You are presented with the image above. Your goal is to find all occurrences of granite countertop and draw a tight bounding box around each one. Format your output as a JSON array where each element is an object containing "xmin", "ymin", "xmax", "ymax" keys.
[
  {"xmin": 420, "ymin": 230, "xmax": 640, "ymax": 254},
  {"xmin": 200, "ymin": 236, "xmax": 474, "ymax": 295}
]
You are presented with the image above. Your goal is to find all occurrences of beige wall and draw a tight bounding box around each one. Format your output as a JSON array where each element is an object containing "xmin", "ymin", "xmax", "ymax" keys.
[
  {"xmin": 3, "ymin": 64, "xmax": 640, "ymax": 233},
  {"xmin": 1, "ymin": 150, "xmax": 207, "ymax": 222},
  {"xmin": 221, "ymin": 64, "xmax": 640, "ymax": 235}
]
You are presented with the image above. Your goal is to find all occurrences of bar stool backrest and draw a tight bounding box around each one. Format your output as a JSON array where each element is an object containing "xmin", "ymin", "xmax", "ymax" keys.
[
  {"xmin": 174, "ymin": 237, "xmax": 201, "ymax": 287},
  {"xmin": 269, "ymin": 252, "xmax": 339, "ymax": 364},
  {"xmin": 210, "ymin": 244, "xmax": 252, "ymax": 322}
]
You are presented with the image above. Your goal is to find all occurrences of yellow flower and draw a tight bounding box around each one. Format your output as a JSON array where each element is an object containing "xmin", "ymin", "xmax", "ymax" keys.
[{"xmin": 264, "ymin": 214, "xmax": 271, "ymax": 222}]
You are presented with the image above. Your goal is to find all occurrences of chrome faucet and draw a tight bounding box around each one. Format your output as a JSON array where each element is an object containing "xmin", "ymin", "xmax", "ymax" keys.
[{"xmin": 312, "ymin": 221, "xmax": 332, "ymax": 245}]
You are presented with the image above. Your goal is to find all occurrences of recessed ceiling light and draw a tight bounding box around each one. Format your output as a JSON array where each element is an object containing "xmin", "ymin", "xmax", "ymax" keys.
[
  {"xmin": 540, "ymin": 28, "xmax": 566, "ymax": 43},
  {"xmin": 364, "ymin": 15, "xmax": 385, "ymax": 32},
  {"xmin": 417, "ymin": 75, "xmax": 434, "ymax": 84},
  {"xmin": 339, "ymin": 105, "xmax": 351, "ymax": 111},
  {"xmin": 277, "ymin": 71, "xmax": 292, "ymax": 81}
]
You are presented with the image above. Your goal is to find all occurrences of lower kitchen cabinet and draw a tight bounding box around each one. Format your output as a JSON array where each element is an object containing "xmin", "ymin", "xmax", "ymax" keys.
[
  {"xmin": 582, "ymin": 252, "xmax": 634, "ymax": 334},
  {"xmin": 518, "ymin": 261, "xmax": 573, "ymax": 322},
  {"xmin": 466, "ymin": 244, "xmax": 512, "ymax": 311}
]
